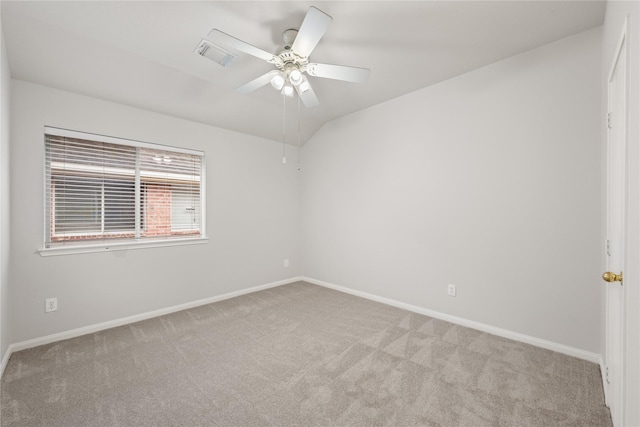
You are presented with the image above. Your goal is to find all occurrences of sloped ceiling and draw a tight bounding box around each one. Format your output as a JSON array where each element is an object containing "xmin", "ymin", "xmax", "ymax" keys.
[{"xmin": 1, "ymin": 1, "xmax": 605, "ymax": 144}]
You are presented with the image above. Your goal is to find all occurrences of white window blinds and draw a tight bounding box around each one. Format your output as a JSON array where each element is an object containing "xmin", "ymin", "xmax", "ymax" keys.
[{"xmin": 44, "ymin": 127, "xmax": 205, "ymax": 249}]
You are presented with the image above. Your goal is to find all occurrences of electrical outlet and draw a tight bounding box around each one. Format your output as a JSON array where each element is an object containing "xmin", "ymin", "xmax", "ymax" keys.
[
  {"xmin": 447, "ymin": 284, "xmax": 456, "ymax": 297},
  {"xmin": 284, "ymin": 259, "xmax": 290, "ymax": 268},
  {"xmin": 45, "ymin": 297, "xmax": 58, "ymax": 313}
]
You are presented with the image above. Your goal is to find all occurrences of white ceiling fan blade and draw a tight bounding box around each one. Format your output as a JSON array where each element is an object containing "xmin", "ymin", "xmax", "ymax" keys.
[
  {"xmin": 295, "ymin": 83, "xmax": 320, "ymax": 108},
  {"xmin": 291, "ymin": 7, "xmax": 333, "ymax": 58},
  {"xmin": 235, "ymin": 70, "xmax": 280, "ymax": 94},
  {"xmin": 307, "ymin": 63, "xmax": 370, "ymax": 83},
  {"xmin": 208, "ymin": 29, "xmax": 275, "ymax": 63}
]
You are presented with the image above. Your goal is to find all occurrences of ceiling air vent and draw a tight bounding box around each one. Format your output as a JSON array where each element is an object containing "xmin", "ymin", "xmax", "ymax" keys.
[{"xmin": 194, "ymin": 39, "xmax": 235, "ymax": 67}]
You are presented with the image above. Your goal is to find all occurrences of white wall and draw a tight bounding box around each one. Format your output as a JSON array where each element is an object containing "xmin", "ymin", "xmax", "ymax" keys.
[
  {"xmin": 1, "ymin": 15, "xmax": 12, "ymax": 365},
  {"xmin": 601, "ymin": 2, "xmax": 640, "ymax": 425},
  {"xmin": 301, "ymin": 28, "xmax": 602, "ymax": 354},
  {"xmin": 9, "ymin": 80, "xmax": 300, "ymax": 343}
]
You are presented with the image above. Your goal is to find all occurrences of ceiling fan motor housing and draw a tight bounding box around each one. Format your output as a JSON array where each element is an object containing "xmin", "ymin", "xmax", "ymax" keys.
[
  {"xmin": 274, "ymin": 51, "xmax": 308, "ymax": 74},
  {"xmin": 273, "ymin": 29, "xmax": 307, "ymax": 76}
]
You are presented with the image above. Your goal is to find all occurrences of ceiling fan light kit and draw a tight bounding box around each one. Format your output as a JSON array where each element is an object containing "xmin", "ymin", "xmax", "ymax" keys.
[
  {"xmin": 282, "ymin": 84, "xmax": 294, "ymax": 97},
  {"xmin": 288, "ymin": 68, "xmax": 303, "ymax": 85},
  {"xmin": 270, "ymin": 73, "xmax": 285, "ymax": 90},
  {"xmin": 197, "ymin": 6, "xmax": 370, "ymax": 108}
]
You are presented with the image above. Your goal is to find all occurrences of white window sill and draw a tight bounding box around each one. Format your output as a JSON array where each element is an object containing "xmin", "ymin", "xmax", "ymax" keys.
[{"xmin": 38, "ymin": 236, "xmax": 209, "ymax": 257}]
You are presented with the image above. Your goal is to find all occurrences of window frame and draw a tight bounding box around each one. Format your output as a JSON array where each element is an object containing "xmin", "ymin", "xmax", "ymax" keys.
[{"xmin": 40, "ymin": 127, "xmax": 208, "ymax": 257}]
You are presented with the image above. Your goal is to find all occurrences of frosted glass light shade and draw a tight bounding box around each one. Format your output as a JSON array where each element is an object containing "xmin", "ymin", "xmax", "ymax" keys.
[
  {"xmin": 282, "ymin": 84, "xmax": 294, "ymax": 96},
  {"xmin": 270, "ymin": 74, "xmax": 285, "ymax": 90},
  {"xmin": 289, "ymin": 69, "xmax": 302, "ymax": 85}
]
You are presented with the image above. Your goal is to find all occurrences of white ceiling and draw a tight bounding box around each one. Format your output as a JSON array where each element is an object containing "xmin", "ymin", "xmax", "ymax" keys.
[{"xmin": 1, "ymin": 1, "xmax": 605, "ymax": 144}]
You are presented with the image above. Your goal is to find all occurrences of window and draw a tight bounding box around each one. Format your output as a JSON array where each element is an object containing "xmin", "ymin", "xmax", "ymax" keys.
[
  {"xmin": 52, "ymin": 177, "xmax": 136, "ymax": 235},
  {"xmin": 43, "ymin": 127, "xmax": 206, "ymax": 255}
]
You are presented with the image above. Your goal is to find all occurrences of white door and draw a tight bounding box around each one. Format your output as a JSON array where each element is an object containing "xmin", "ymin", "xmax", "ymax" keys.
[{"xmin": 604, "ymin": 20, "xmax": 628, "ymax": 427}]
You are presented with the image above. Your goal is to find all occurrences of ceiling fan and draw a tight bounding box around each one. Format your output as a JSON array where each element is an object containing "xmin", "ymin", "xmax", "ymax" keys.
[{"xmin": 196, "ymin": 6, "xmax": 370, "ymax": 108}]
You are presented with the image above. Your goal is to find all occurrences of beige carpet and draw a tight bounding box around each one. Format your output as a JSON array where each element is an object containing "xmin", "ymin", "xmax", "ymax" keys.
[{"xmin": 1, "ymin": 281, "xmax": 611, "ymax": 426}]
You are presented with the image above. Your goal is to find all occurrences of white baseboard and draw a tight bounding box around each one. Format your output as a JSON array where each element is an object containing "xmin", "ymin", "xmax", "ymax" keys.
[
  {"xmin": 600, "ymin": 355, "xmax": 609, "ymax": 403},
  {"xmin": 8, "ymin": 276, "xmax": 303, "ymax": 355},
  {"xmin": 3, "ymin": 275, "xmax": 601, "ymax": 379},
  {"xmin": 0, "ymin": 344, "xmax": 11, "ymax": 378},
  {"xmin": 302, "ymin": 276, "xmax": 601, "ymax": 364}
]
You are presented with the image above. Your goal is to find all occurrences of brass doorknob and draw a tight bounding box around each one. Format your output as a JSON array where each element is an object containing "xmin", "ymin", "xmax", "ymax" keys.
[{"xmin": 602, "ymin": 271, "xmax": 623, "ymax": 283}]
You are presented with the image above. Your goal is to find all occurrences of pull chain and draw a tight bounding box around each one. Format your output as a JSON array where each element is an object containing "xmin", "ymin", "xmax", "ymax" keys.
[
  {"xmin": 282, "ymin": 91, "xmax": 287, "ymax": 164},
  {"xmin": 297, "ymin": 95, "xmax": 301, "ymax": 171}
]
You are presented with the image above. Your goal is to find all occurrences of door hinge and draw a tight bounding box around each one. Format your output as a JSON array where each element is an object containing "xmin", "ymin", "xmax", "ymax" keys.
[
  {"xmin": 607, "ymin": 112, "xmax": 612, "ymax": 129},
  {"xmin": 606, "ymin": 366, "xmax": 610, "ymax": 383}
]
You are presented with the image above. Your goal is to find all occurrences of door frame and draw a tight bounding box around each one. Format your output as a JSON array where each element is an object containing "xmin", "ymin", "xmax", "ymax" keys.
[{"xmin": 604, "ymin": 16, "xmax": 629, "ymax": 427}]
